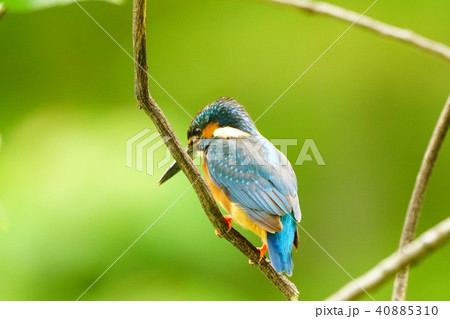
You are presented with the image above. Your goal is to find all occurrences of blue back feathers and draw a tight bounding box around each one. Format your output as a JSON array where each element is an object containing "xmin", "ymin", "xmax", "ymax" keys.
[{"xmin": 203, "ymin": 134, "xmax": 301, "ymax": 276}]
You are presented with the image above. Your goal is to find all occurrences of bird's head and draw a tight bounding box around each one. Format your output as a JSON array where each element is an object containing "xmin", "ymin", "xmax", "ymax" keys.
[
  {"xmin": 187, "ymin": 97, "xmax": 258, "ymax": 143},
  {"xmin": 159, "ymin": 97, "xmax": 258, "ymax": 185}
]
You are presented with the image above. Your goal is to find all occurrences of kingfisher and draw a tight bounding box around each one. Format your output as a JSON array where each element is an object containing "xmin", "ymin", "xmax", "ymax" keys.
[{"xmin": 159, "ymin": 97, "xmax": 301, "ymax": 276}]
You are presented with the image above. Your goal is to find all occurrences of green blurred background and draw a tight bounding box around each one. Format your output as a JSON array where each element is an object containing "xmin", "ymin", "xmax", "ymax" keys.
[{"xmin": 0, "ymin": 0, "xmax": 449, "ymax": 301}]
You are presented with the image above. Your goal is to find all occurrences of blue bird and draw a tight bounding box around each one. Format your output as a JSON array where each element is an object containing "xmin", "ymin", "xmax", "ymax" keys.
[{"xmin": 159, "ymin": 97, "xmax": 301, "ymax": 276}]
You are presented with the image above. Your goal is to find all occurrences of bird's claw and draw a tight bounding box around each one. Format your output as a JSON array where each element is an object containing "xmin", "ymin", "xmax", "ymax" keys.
[
  {"xmin": 214, "ymin": 215, "xmax": 233, "ymax": 237},
  {"xmin": 224, "ymin": 215, "xmax": 233, "ymax": 231},
  {"xmin": 248, "ymin": 244, "xmax": 268, "ymax": 264}
]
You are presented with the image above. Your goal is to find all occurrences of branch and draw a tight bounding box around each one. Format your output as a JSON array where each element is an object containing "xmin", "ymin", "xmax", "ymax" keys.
[
  {"xmin": 264, "ymin": 0, "xmax": 450, "ymax": 62},
  {"xmin": 132, "ymin": 0, "xmax": 299, "ymax": 301},
  {"xmin": 392, "ymin": 95, "xmax": 450, "ymax": 300},
  {"xmin": 326, "ymin": 217, "xmax": 450, "ymax": 301}
]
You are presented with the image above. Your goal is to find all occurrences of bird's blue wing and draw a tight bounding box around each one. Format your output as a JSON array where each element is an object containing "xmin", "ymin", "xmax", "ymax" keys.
[{"xmin": 204, "ymin": 135, "xmax": 301, "ymax": 233}]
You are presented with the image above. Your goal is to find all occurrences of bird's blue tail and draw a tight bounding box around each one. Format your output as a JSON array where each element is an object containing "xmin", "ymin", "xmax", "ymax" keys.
[{"xmin": 267, "ymin": 213, "xmax": 297, "ymax": 276}]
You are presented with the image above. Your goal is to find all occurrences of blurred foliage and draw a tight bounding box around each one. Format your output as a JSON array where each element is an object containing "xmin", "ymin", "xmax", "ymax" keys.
[
  {"xmin": 0, "ymin": 0, "xmax": 449, "ymax": 301},
  {"xmin": 2, "ymin": 0, "xmax": 122, "ymax": 12}
]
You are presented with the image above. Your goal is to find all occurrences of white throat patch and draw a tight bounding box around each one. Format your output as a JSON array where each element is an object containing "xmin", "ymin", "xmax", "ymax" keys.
[{"xmin": 213, "ymin": 126, "xmax": 251, "ymax": 138}]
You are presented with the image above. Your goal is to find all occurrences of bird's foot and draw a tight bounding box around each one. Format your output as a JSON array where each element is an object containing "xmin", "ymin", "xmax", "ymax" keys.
[
  {"xmin": 248, "ymin": 244, "xmax": 268, "ymax": 265},
  {"xmin": 214, "ymin": 215, "xmax": 233, "ymax": 237}
]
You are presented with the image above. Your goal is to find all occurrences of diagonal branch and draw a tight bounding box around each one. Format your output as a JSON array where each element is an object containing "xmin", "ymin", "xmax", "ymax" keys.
[
  {"xmin": 264, "ymin": 0, "xmax": 450, "ymax": 62},
  {"xmin": 327, "ymin": 217, "xmax": 450, "ymax": 301},
  {"xmin": 392, "ymin": 95, "xmax": 450, "ymax": 300},
  {"xmin": 132, "ymin": 0, "xmax": 299, "ymax": 300}
]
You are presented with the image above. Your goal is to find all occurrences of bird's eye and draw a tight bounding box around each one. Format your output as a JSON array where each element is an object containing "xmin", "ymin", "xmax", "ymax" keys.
[{"xmin": 194, "ymin": 127, "xmax": 201, "ymax": 136}]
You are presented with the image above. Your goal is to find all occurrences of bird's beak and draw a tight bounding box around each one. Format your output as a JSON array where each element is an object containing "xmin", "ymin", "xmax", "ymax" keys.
[{"xmin": 158, "ymin": 144, "xmax": 194, "ymax": 185}]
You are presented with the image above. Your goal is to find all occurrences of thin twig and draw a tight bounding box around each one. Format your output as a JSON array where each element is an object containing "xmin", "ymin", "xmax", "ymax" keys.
[
  {"xmin": 265, "ymin": 0, "xmax": 450, "ymax": 62},
  {"xmin": 326, "ymin": 217, "xmax": 450, "ymax": 301},
  {"xmin": 132, "ymin": 0, "xmax": 299, "ymax": 300},
  {"xmin": 392, "ymin": 95, "xmax": 450, "ymax": 300}
]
